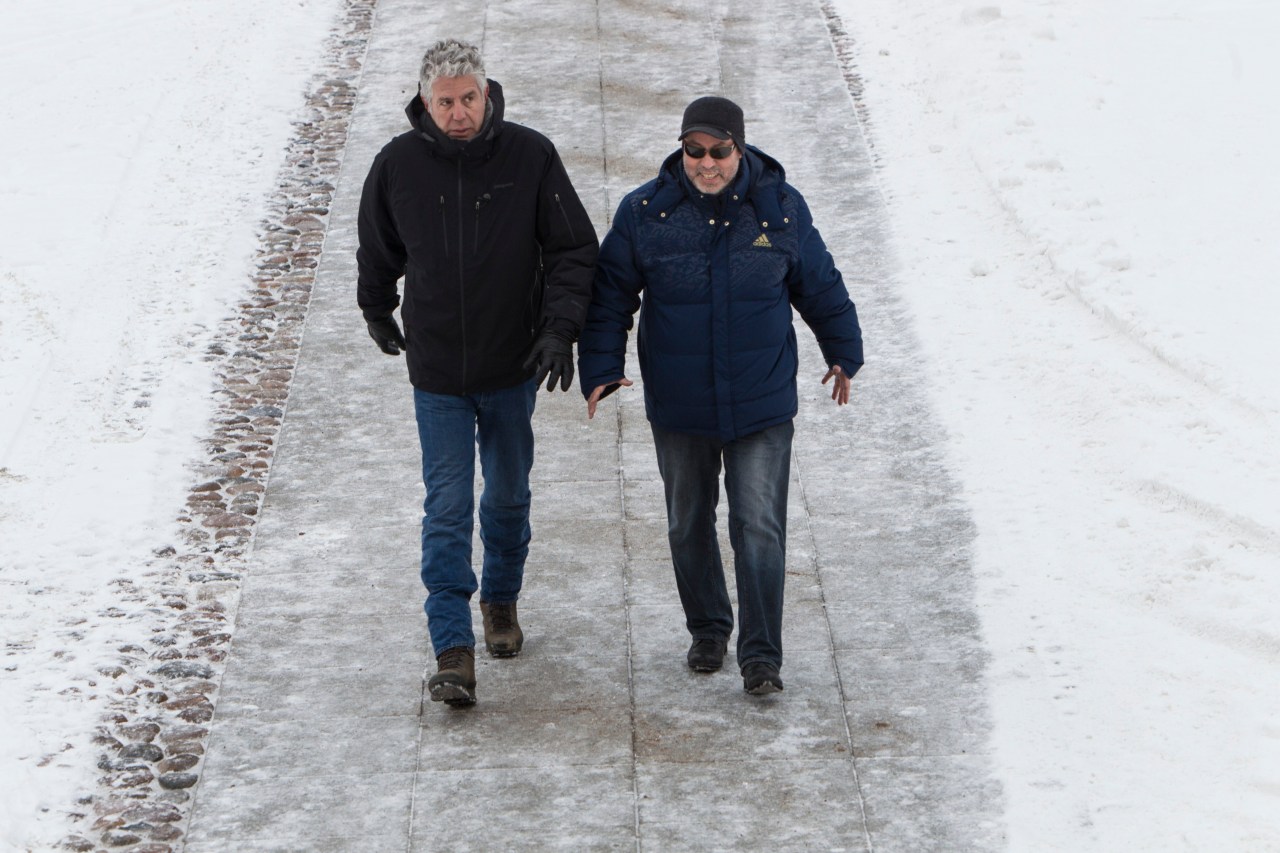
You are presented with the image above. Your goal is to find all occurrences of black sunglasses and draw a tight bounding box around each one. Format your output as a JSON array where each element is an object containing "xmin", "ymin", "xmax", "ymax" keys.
[{"xmin": 683, "ymin": 140, "xmax": 736, "ymax": 160}]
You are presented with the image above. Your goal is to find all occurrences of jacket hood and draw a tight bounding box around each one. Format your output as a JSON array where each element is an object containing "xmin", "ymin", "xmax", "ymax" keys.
[
  {"xmin": 406, "ymin": 78, "xmax": 506, "ymax": 160},
  {"xmin": 648, "ymin": 144, "xmax": 789, "ymax": 229}
]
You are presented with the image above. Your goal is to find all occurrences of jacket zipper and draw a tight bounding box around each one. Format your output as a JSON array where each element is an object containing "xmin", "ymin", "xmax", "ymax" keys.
[
  {"xmin": 528, "ymin": 266, "xmax": 544, "ymax": 336},
  {"xmin": 474, "ymin": 193, "xmax": 491, "ymax": 255},
  {"xmin": 456, "ymin": 162, "xmax": 467, "ymax": 390},
  {"xmin": 439, "ymin": 195, "xmax": 448, "ymax": 258},
  {"xmin": 554, "ymin": 192, "xmax": 577, "ymax": 242}
]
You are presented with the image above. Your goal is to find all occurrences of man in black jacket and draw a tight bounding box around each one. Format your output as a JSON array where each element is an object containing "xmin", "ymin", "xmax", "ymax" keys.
[{"xmin": 357, "ymin": 39, "xmax": 598, "ymax": 707}]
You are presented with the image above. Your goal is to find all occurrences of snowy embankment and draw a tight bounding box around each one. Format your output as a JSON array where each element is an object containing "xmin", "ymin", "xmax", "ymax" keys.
[
  {"xmin": 829, "ymin": 0, "xmax": 1280, "ymax": 849},
  {"xmin": 0, "ymin": 2, "xmax": 341, "ymax": 849}
]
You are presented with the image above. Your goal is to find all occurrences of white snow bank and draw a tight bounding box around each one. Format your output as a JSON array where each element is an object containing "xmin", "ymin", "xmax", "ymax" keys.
[
  {"xmin": 830, "ymin": 0, "xmax": 1280, "ymax": 848},
  {"xmin": 0, "ymin": 1, "xmax": 341, "ymax": 848}
]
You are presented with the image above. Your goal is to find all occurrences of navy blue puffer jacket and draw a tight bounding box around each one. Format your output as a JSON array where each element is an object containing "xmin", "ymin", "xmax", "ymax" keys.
[{"xmin": 578, "ymin": 145, "xmax": 863, "ymax": 441}]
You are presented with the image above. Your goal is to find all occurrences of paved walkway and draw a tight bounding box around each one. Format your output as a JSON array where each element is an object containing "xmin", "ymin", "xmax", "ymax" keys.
[{"xmin": 185, "ymin": 0, "xmax": 1004, "ymax": 849}]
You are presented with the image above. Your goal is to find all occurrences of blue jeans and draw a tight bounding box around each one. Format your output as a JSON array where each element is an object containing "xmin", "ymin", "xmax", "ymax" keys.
[
  {"xmin": 650, "ymin": 419, "xmax": 794, "ymax": 670},
  {"xmin": 413, "ymin": 381, "xmax": 536, "ymax": 655}
]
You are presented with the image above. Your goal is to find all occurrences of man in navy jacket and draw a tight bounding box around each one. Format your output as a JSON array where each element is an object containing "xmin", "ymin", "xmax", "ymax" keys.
[
  {"xmin": 358, "ymin": 39, "xmax": 597, "ymax": 707},
  {"xmin": 578, "ymin": 96, "xmax": 862, "ymax": 694}
]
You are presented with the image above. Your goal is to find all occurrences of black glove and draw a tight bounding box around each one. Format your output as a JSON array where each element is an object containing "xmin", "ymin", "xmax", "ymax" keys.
[
  {"xmin": 366, "ymin": 316, "xmax": 406, "ymax": 355},
  {"xmin": 522, "ymin": 330, "xmax": 574, "ymax": 392}
]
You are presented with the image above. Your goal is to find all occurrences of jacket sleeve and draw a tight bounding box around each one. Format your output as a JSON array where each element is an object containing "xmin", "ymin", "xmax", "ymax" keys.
[
  {"xmin": 535, "ymin": 148, "xmax": 599, "ymax": 340},
  {"xmin": 356, "ymin": 152, "xmax": 406, "ymax": 321},
  {"xmin": 577, "ymin": 199, "xmax": 643, "ymax": 397},
  {"xmin": 786, "ymin": 195, "xmax": 864, "ymax": 377}
]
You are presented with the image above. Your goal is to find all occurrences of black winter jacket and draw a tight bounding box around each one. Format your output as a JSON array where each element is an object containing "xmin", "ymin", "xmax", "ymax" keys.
[{"xmin": 357, "ymin": 80, "xmax": 598, "ymax": 394}]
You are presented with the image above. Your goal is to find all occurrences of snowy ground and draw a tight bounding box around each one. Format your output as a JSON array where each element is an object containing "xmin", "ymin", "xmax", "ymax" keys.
[
  {"xmin": 828, "ymin": 0, "xmax": 1280, "ymax": 848},
  {"xmin": 0, "ymin": 1, "xmax": 343, "ymax": 848},
  {"xmin": 2, "ymin": 0, "xmax": 1278, "ymax": 850}
]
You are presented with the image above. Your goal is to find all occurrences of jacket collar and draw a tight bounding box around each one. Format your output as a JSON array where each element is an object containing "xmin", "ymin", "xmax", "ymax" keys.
[
  {"xmin": 646, "ymin": 144, "xmax": 788, "ymax": 229},
  {"xmin": 407, "ymin": 78, "xmax": 505, "ymax": 161}
]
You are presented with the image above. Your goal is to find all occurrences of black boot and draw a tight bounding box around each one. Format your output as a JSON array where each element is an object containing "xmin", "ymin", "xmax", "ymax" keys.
[
  {"xmin": 687, "ymin": 636, "xmax": 728, "ymax": 672},
  {"xmin": 742, "ymin": 661, "xmax": 783, "ymax": 695}
]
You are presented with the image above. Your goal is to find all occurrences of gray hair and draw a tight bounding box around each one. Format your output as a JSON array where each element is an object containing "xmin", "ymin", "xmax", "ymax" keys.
[{"xmin": 419, "ymin": 39, "xmax": 486, "ymax": 99}]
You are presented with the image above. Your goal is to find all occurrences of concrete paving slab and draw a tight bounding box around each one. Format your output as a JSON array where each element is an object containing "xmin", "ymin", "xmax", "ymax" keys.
[
  {"xmin": 620, "ymin": 441, "xmax": 662, "ymax": 481},
  {"xmin": 840, "ymin": 650, "xmax": 993, "ymax": 760},
  {"xmin": 531, "ymin": 479, "xmax": 624, "ymax": 521},
  {"xmin": 825, "ymin": 603, "xmax": 918, "ymax": 651},
  {"xmin": 440, "ymin": 652, "xmax": 631, "ymax": 713},
  {"xmin": 246, "ymin": 519, "xmax": 419, "ymax": 571},
  {"xmin": 635, "ymin": 759, "xmax": 870, "ymax": 852},
  {"xmin": 633, "ymin": 654, "xmax": 850, "ymax": 763},
  {"xmin": 517, "ymin": 566, "xmax": 627, "ymax": 608},
  {"xmin": 251, "ymin": 472, "xmax": 422, "ymax": 536},
  {"xmin": 225, "ymin": 611, "xmax": 423, "ymax": 670},
  {"xmin": 497, "ymin": 603, "xmax": 629, "ymax": 657},
  {"xmin": 186, "ymin": 834, "xmax": 404, "ymax": 853},
  {"xmin": 418, "ymin": 704, "xmax": 632, "ymax": 770},
  {"xmin": 857, "ymin": 756, "xmax": 1006, "ymax": 852},
  {"xmin": 185, "ymin": 770, "xmax": 414, "ymax": 850},
  {"xmin": 626, "ymin": 559, "xmax": 691, "ymax": 605},
  {"xmin": 199, "ymin": 714, "xmax": 420, "ymax": 777},
  {"xmin": 626, "ymin": 604, "xmax": 696, "ymax": 659},
  {"xmin": 231, "ymin": 565, "xmax": 422, "ymax": 618},
  {"xmin": 527, "ymin": 524, "xmax": 628, "ymax": 567},
  {"xmin": 185, "ymin": 0, "xmax": 1006, "ymax": 848},
  {"xmin": 213, "ymin": 663, "xmax": 424, "ymax": 722},
  {"xmin": 408, "ymin": 765, "xmax": 635, "ymax": 851}
]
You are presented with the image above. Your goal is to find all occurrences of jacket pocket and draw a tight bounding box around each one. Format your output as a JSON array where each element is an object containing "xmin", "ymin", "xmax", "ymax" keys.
[
  {"xmin": 473, "ymin": 192, "xmax": 491, "ymax": 255},
  {"xmin": 553, "ymin": 192, "xmax": 577, "ymax": 243}
]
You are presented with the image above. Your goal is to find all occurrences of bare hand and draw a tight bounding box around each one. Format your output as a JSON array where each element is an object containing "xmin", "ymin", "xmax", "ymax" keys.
[
  {"xmin": 821, "ymin": 365, "xmax": 851, "ymax": 406},
  {"xmin": 587, "ymin": 377, "xmax": 633, "ymax": 419}
]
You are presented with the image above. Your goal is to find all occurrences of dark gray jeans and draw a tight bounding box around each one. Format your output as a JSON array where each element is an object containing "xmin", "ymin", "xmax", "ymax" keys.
[{"xmin": 650, "ymin": 419, "xmax": 794, "ymax": 671}]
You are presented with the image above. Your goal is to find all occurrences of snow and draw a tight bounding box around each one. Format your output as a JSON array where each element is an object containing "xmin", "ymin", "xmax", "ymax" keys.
[
  {"xmin": 827, "ymin": 0, "xmax": 1280, "ymax": 848},
  {"xmin": 1, "ymin": 0, "xmax": 1278, "ymax": 850},
  {"xmin": 0, "ymin": 1, "xmax": 342, "ymax": 849}
]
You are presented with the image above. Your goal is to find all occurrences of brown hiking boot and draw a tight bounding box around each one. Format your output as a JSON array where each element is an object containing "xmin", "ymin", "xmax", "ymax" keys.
[
  {"xmin": 428, "ymin": 646, "xmax": 476, "ymax": 706},
  {"xmin": 479, "ymin": 600, "xmax": 524, "ymax": 657}
]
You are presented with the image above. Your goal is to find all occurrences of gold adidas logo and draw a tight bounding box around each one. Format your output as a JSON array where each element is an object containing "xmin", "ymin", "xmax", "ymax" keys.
[{"xmin": 752, "ymin": 233, "xmax": 772, "ymax": 248}]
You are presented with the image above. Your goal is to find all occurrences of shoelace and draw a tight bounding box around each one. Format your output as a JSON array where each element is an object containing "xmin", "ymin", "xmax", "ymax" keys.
[
  {"xmin": 488, "ymin": 604, "xmax": 515, "ymax": 632},
  {"xmin": 439, "ymin": 647, "xmax": 470, "ymax": 669}
]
